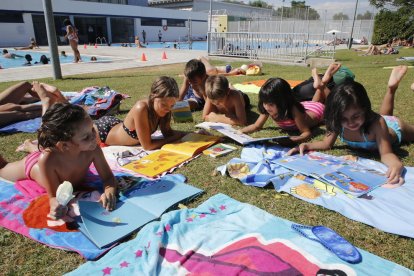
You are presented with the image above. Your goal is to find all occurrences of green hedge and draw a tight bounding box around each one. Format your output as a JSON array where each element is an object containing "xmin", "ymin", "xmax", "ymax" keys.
[{"xmin": 372, "ymin": 8, "xmax": 414, "ymax": 45}]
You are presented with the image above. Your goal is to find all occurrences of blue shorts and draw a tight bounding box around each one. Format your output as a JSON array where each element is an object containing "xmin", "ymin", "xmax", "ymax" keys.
[
  {"xmin": 383, "ymin": 115, "xmax": 402, "ymax": 145},
  {"xmin": 183, "ymin": 85, "xmax": 205, "ymax": 111},
  {"xmin": 225, "ymin": 64, "xmax": 232, "ymax": 73}
]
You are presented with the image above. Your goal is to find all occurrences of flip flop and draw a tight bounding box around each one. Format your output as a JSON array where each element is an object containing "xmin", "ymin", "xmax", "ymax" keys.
[{"xmin": 292, "ymin": 224, "xmax": 362, "ymax": 264}]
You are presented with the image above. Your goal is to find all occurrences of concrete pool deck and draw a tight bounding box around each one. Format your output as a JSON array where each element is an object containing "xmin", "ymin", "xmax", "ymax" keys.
[{"xmin": 0, "ymin": 45, "xmax": 207, "ymax": 83}]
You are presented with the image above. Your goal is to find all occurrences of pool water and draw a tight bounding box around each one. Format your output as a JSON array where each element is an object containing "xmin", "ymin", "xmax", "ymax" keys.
[
  {"xmin": 0, "ymin": 50, "xmax": 111, "ymax": 69},
  {"xmin": 112, "ymin": 41, "xmax": 207, "ymax": 50}
]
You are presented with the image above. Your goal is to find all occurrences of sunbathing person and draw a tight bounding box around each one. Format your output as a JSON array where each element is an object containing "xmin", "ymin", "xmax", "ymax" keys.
[
  {"xmin": 198, "ymin": 56, "xmax": 262, "ymax": 76},
  {"xmin": 0, "ymin": 81, "xmax": 67, "ymax": 127},
  {"xmin": 14, "ymin": 37, "xmax": 39, "ymax": 50}
]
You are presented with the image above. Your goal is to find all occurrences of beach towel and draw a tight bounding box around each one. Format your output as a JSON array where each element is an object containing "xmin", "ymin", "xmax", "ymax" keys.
[
  {"xmin": 0, "ymin": 167, "xmax": 188, "ymax": 260},
  {"xmin": 67, "ymin": 193, "xmax": 412, "ymax": 275},
  {"xmin": 218, "ymin": 145, "xmax": 414, "ymax": 239},
  {"xmin": 233, "ymin": 79, "xmax": 302, "ymax": 94},
  {"xmin": 0, "ymin": 88, "xmax": 127, "ymax": 134}
]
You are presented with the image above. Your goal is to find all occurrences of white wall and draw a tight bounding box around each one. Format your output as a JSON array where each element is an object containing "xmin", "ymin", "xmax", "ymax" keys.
[{"xmin": 0, "ymin": 0, "xmax": 208, "ymax": 46}]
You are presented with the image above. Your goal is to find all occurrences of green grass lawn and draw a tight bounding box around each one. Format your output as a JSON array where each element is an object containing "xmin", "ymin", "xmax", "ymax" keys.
[{"xmin": 1, "ymin": 48, "xmax": 414, "ymax": 274}]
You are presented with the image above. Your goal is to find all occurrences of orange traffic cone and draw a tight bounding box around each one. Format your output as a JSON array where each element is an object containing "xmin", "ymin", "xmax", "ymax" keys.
[
  {"xmin": 141, "ymin": 53, "xmax": 147, "ymax": 61},
  {"xmin": 94, "ymin": 43, "xmax": 97, "ymax": 49},
  {"xmin": 161, "ymin": 51, "xmax": 167, "ymax": 60},
  {"xmin": 84, "ymin": 44, "xmax": 87, "ymax": 49}
]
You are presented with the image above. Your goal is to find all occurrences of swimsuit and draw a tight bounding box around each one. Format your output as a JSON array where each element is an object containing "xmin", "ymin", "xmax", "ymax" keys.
[
  {"xmin": 94, "ymin": 116, "xmax": 123, "ymax": 143},
  {"xmin": 122, "ymin": 123, "xmax": 138, "ymax": 139},
  {"xmin": 275, "ymin": 101, "xmax": 325, "ymax": 130},
  {"xmin": 225, "ymin": 64, "xmax": 232, "ymax": 73},
  {"xmin": 340, "ymin": 115, "xmax": 402, "ymax": 150},
  {"xmin": 183, "ymin": 85, "xmax": 205, "ymax": 111},
  {"xmin": 25, "ymin": 151, "xmax": 42, "ymax": 180}
]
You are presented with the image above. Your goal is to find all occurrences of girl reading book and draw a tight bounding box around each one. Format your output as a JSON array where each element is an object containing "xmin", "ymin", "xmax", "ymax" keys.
[
  {"xmin": 0, "ymin": 103, "xmax": 117, "ymax": 220},
  {"xmin": 240, "ymin": 63, "xmax": 341, "ymax": 144},
  {"xmin": 94, "ymin": 76, "xmax": 185, "ymax": 150},
  {"xmin": 288, "ymin": 65, "xmax": 414, "ymax": 186}
]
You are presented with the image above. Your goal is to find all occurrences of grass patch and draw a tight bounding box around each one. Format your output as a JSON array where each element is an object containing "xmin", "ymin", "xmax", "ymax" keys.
[{"xmin": 0, "ymin": 48, "xmax": 414, "ymax": 274}]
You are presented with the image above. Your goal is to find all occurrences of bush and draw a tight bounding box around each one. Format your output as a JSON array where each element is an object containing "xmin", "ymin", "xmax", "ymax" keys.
[{"xmin": 372, "ymin": 8, "xmax": 414, "ymax": 45}]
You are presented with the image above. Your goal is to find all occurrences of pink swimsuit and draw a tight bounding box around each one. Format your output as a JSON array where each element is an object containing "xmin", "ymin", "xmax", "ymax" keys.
[
  {"xmin": 24, "ymin": 151, "xmax": 42, "ymax": 180},
  {"xmin": 275, "ymin": 101, "xmax": 325, "ymax": 130}
]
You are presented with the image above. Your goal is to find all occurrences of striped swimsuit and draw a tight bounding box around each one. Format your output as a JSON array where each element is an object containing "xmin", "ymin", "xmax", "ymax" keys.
[{"xmin": 275, "ymin": 101, "xmax": 325, "ymax": 130}]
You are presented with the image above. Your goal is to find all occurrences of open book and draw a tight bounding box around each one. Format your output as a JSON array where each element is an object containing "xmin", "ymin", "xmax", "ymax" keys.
[
  {"xmin": 172, "ymin": 101, "xmax": 193, "ymax": 123},
  {"xmin": 196, "ymin": 122, "xmax": 289, "ymax": 145},
  {"xmin": 78, "ymin": 177, "xmax": 203, "ymax": 248},
  {"xmin": 203, "ymin": 143, "xmax": 237, "ymax": 158},
  {"xmin": 275, "ymin": 152, "xmax": 388, "ymax": 197},
  {"xmin": 123, "ymin": 133, "xmax": 219, "ymax": 178}
]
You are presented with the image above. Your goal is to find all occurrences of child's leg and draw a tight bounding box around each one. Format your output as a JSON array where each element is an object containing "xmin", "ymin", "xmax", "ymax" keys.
[
  {"xmin": 0, "ymin": 81, "xmax": 32, "ymax": 105},
  {"xmin": 379, "ymin": 65, "xmax": 408, "ymax": 116},
  {"xmin": 0, "ymin": 110, "xmax": 42, "ymax": 128},
  {"xmin": 198, "ymin": 56, "xmax": 218, "ymax": 75},
  {"xmin": 0, "ymin": 155, "xmax": 27, "ymax": 182},
  {"xmin": 399, "ymin": 120, "xmax": 414, "ymax": 143},
  {"xmin": 311, "ymin": 63, "xmax": 341, "ymax": 103}
]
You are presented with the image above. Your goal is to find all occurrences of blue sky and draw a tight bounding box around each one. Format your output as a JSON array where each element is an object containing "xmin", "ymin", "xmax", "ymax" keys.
[{"xmin": 265, "ymin": 0, "xmax": 376, "ymax": 18}]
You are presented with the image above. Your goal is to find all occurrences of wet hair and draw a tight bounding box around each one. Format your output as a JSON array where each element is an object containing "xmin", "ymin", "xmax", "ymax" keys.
[
  {"xmin": 3, "ymin": 49, "xmax": 8, "ymax": 54},
  {"xmin": 324, "ymin": 80, "xmax": 379, "ymax": 134},
  {"xmin": 60, "ymin": 51, "xmax": 66, "ymax": 56},
  {"xmin": 63, "ymin": 19, "xmax": 72, "ymax": 26},
  {"xmin": 184, "ymin": 59, "xmax": 206, "ymax": 81},
  {"xmin": 258, "ymin": 78, "xmax": 305, "ymax": 120},
  {"xmin": 40, "ymin": 55, "xmax": 49, "ymax": 64},
  {"xmin": 25, "ymin": 54, "xmax": 32, "ymax": 62},
  {"xmin": 205, "ymin": 75, "xmax": 229, "ymax": 100},
  {"xmin": 90, "ymin": 56, "xmax": 97, "ymax": 61},
  {"xmin": 37, "ymin": 103, "xmax": 89, "ymax": 149}
]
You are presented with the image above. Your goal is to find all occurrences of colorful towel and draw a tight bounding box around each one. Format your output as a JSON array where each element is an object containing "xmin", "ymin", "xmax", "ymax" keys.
[
  {"xmin": 218, "ymin": 145, "xmax": 414, "ymax": 239},
  {"xmin": 0, "ymin": 170, "xmax": 188, "ymax": 260},
  {"xmin": 67, "ymin": 193, "xmax": 412, "ymax": 275},
  {"xmin": 233, "ymin": 79, "xmax": 302, "ymax": 94}
]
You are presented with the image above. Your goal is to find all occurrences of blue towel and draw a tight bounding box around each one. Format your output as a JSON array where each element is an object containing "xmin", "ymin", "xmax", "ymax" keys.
[
  {"xmin": 67, "ymin": 193, "xmax": 412, "ymax": 275},
  {"xmin": 219, "ymin": 144, "xmax": 414, "ymax": 239}
]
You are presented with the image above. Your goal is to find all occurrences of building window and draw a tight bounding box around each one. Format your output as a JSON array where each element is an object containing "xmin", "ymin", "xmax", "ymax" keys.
[
  {"xmin": 0, "ymin": 12, "xmax": 23, "ymax": 23},
  {"xmin": 167, "ymin": 19, "xmax": 186, "ymax": 27},
  {"xmin": 141, "ymin": 18, "xmax": 162, "ymax": 26}
]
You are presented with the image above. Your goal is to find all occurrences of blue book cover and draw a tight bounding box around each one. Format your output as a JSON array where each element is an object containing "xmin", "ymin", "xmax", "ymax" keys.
[
  {"xmin": 78, "ymin": 179, "xmax": 203, "ymax": 248},
  {"xmin": 275, "ymin": 152, "xmax": 387, "ymax": 197}
]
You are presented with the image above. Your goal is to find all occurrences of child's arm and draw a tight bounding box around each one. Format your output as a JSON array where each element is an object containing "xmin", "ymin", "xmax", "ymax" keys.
[
  {"xmin": 202, "ymin": 98, "xmax": 218, "ymax": 121},
  {"xmin": 239, "ymin": 114, "xmax": 268, "ymax": 133},
  {"xmin": 134, "ymin": 103, "xmax": 184, "ymax": 150},
  {"xmin": 36, "ymin": 154, "xmax": 68, "ymax": 219},
  {"xmin": 178, "ymin": 76, "xmax": 190, "ymax": 101},
  {"xmin": 287, "ymin": 131, "xmax": 338, "ymax": 155},
  {"xmin": 288, "ymin": 107, "xmax": 313, "ymax": 144},
  {"xmin": 92, "ymin": 146, "xmax": 117, "ymax": 211},
  {"xmin": 374, "ymin": 118, "xmax": 404, "ymax": 185}
]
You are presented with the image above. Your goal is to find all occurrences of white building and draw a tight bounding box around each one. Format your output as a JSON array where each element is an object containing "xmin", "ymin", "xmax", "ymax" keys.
[{"xmin": 0, "ymin": 0, "xmax": 208, "ymax": 47}]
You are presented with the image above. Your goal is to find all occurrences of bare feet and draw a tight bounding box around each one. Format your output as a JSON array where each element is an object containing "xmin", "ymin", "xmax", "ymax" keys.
[
  {"xmin": 321, "ymin": 62, "xmax": 341, "ymax": 84},
  {"xmin": 16, "ymin": 139, "xmax": 38, "ymax": 153},
  {"xmin": 388, "ymin": 65, "xmax": 408, "ymax": 91},
  {"xmin": 41, "ymin": 83, "xmax": 67, "ymax": 103},
  {"xmin": 312, "ymin": 68, "xmax": 322, "ymax": 89},
  {"xmin": 32, "ymin": 81, "xmax": 56, "ymax": 115}
]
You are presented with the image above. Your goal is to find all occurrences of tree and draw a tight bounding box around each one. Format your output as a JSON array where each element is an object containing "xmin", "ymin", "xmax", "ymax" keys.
[
  {"xmin": 273, "ymin": 1, "xmax": 320, "ymax": 20},
  {"xmin": 357, "ymin": 11, "xmax": 373, "ymax": 19},
  {"xmin": 369, "ymin": 0, "xmax": 414, "ymax": 8},
  {"xmin": 371, "ymin": 8, "xmax": 414, "ymax": 44},
  {"xmin": 249, "ymin": 0, "xmax": 271, "ymax": 8},
  {"xmin": 332, "ymin": 12, "xmax": 349, "ymax": 20}
]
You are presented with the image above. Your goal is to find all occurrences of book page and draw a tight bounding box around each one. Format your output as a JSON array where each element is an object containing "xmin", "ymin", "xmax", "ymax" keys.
[
  {"xmin": 161, "ymin": 133, "xmax": 219, "ymax": 156},
  {"xmin": 124, "ymin": 180, "xmax": 203, "ymax": 218},
  {"xmin": 123, "ymin": 150, "xmax": 192, "ymax": 178},
  {"xmin": 78, "ymin": 200, "xmax": 156, "ymax": 248}
]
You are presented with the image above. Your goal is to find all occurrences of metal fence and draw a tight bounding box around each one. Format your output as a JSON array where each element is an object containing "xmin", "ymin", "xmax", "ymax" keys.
[{"xmin": 208, "ymin": 32, "xmax": 336, "ymax": 63}]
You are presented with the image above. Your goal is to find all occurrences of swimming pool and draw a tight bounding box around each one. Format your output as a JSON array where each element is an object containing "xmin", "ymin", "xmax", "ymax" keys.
[
  {"xmin": 0, "ymin": 50, "xmax": 111, "ymax": 69},
  {"xmin": 111, "ymin": 41, "xmax": 207, "ymax": 50}
]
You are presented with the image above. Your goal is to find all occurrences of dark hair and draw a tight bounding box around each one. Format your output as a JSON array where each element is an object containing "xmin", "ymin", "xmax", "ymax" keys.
[
  {"xmin": 37, "ymin": 103, "xmax": 88, "ymax": 149},
  {"xmin": 258, "ymin": 78, "xmax": 305, "ymax": 120},
  {"xmin": 3, "ymin": 49, "xmax": 8, "ymax": 54},
  {"xmin": 40, "ymin": 55, "xmax": 49, "ymax": 64},
  {"xmin": 25, "ymin": 54, "xmax": 32, "ymax": 62},
  {"xmin": 63, "ymin": 19, "xmax": 72, "ymax": 26},
  {"xmin": 324, "ymin": 80, "xmax": 378, "ymax": 134},
  {"xmin": 205, "ymin": 75, "xmax": 228, "ymax": 100},
  {"xmin": 184, "ymin": 59, "xmax": 206, "ymax": 81}
]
